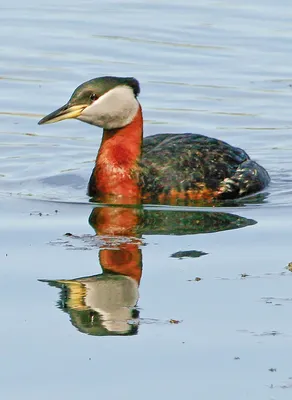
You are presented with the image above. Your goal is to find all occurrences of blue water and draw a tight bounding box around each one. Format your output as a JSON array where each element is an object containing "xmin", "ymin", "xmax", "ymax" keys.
[{"xmin": 1, "ymin": 1, "xmax": 292, "ymax": 399}]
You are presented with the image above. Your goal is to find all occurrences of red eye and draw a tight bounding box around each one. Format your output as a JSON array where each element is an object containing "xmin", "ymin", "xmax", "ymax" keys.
[{"xmin": 90, "ymin": 93, "xmax": 98, "ymax": 101}]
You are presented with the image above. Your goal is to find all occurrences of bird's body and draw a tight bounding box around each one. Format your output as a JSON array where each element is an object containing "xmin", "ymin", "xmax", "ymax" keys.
[
  {"xmin": 140, "ymin": 132, "xmax": 268, "ymax": 201},
  {"xmin": 38, "ymin": 76, "xmax": 270, "ymax": 203}
]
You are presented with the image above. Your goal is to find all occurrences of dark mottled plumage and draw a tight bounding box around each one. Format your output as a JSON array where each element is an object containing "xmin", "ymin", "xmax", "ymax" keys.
[
  {"xmin": 88, "ymin": 132, "xmax": 269, "ymax": 200},
  {"xmin": 139, "ymin": 133, "xmax": 270, "ymax": 199}
]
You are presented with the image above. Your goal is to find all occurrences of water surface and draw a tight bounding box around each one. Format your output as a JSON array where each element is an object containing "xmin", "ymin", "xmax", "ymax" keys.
[{"xmin": 1, "ymin": 1, "xmax": 292, "ymax": 399}]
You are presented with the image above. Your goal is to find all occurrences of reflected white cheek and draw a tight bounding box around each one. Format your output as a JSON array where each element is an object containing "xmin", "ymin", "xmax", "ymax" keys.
[{"xmin": 78, "ymin": 86, "xmax": 139, "ymax": 129}]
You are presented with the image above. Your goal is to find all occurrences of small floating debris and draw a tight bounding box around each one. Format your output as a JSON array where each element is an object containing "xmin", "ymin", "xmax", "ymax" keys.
[
  {"xmin": 169, "ymin": 319, "xmax": 181, "ymax": 324},
  {"xmin": 30, "ymin": 211, "xmax": 43, "ymax": 216},
  {"xmin": 237, "ymin": 329, "xmax": 282, "ymax": 337},
  {"xmin": 240, "ymin": 273, "xmax": 249, "ymax": 278},
  {"xmin": 29, "ymin": 211, "xmax": 53, "ymax": 217},
  {"xmin": 234, "ymin": 357, "xmax": 240, "ymax": 360},
  {"xmin": 269, "ymin": 368, "xmax": 277, "ymax": 372},
  {"xmin": 257, "ymin": 330, "xmax": 281, "ymax": 337},
  {"xmin": 286, "ymin": 262, "xmax": 292, "ymax": 272}
]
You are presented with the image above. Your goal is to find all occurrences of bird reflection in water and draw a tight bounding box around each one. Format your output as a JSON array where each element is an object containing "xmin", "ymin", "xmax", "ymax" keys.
[
  {"xmin": 42, "ymin": 204, "xmax": 143, "ymax": 336},
  {"xmin": 41, "ymin": 198, "xmax": 257, "ymax": 337}
]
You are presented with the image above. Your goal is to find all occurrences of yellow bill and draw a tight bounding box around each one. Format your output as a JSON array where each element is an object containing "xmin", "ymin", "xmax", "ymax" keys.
[{"xmin": 38, "ymin": 104, "xmax": 87, "ymax": 125}]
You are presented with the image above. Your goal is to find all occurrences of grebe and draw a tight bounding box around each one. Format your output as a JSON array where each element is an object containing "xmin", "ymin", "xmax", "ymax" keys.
[{"xmin": 38, "ymin": 76, "xmax": 270, "ymax": 202}]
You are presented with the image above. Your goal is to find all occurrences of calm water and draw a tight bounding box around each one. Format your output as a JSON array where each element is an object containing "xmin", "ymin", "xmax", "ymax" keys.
[{"xmin": 1, "ymin": 0, "xmax": 292, "ymax": 399}]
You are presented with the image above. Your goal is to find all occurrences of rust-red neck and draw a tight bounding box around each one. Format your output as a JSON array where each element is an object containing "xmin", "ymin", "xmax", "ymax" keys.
[{"xmin": 94, "ymin": 105, "xmax": 143, "ymax": 200}]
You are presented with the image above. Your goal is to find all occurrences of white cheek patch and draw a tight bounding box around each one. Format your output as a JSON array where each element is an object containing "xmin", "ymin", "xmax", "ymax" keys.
[{"xmin": 78, "ymin": 85, "xmax": 139, "ymax": 129}]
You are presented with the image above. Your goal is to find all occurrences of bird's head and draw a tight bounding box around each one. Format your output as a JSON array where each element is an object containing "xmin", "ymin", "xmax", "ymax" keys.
[{"xmin": 38, "ymin": 76, "xmax": 140, "ymax": 129}]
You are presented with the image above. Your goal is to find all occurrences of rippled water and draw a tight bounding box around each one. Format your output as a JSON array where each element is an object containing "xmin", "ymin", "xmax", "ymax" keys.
[{"xmin": 1, "ymin": 1, "xmax": 292, "ymax": 399}]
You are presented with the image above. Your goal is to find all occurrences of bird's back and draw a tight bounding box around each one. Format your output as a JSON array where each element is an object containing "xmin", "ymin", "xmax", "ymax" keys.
[{"xmin": 140, "ymin": 133, "xmax": 268, "ymax": 200}]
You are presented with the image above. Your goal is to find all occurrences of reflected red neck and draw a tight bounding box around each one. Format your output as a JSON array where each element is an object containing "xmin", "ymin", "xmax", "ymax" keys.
[
  {"xmin": 94, "ymin": 106, "xmax": 143, "ymax": 198},
  {"xmin": 89, "ymin": 207, "xmax": 143, "ymax": 284},
  {"xmin": 99, "ymin": 245, "xmax": 142, "ymax": 284}
]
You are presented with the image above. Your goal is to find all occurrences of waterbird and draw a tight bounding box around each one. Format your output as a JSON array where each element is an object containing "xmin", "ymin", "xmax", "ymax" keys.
[{"xmin": 38, "ymin": 76, "xmax": 270, "ymax": 203}]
